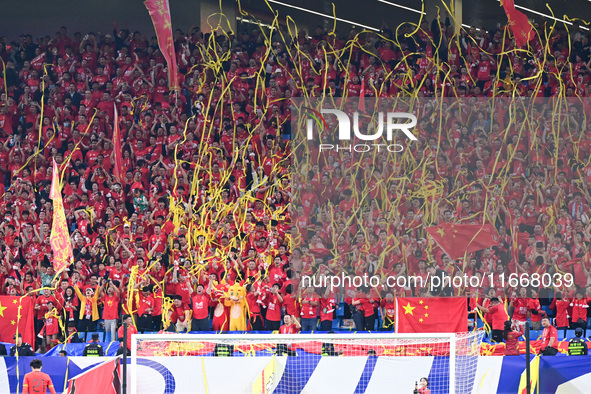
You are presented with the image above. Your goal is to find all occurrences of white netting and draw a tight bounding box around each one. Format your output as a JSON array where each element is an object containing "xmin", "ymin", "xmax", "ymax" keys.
[{"xmin": 130, "ymin": 332, "xmax": 484, "ymax": 394}]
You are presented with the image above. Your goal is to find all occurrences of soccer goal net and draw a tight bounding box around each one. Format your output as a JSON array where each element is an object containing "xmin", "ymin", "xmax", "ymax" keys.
[{"xmin": 130, "ymin": 331, "xmax": 484, "ymax": 394}]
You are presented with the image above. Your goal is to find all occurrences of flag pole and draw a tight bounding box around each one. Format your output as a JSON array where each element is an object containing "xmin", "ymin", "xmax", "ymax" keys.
[
  {"xmin": 123, "ymin": 321, "xmax": 128, "ymax": 394},
  {"xmin": 525, "ymin": 321, "xmax": 531, "ymax": 394}
]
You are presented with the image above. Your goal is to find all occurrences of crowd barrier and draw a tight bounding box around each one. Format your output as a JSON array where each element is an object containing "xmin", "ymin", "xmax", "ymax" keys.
[{"xmin": 0, "ymin": 353, "xmax": 590, "ymax": 393}]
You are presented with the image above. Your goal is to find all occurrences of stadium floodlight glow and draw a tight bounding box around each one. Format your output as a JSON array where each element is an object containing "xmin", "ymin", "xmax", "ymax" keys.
[
  {"xmin": 266, "ymin": 0, "xmax": 380, "ymax": 31},
  {"xmin": 514, "ymin": 4, "xmax": 590, "ymax": 30},
  {"xmin": 375, "ymin": 0, "xmax": 425, "ymax": 15}
]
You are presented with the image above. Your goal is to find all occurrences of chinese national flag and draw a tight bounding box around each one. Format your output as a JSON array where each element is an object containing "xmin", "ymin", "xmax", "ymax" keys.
[
  {"xmin": 396, "ymin": 297, "xmax": 467, "ymax": 333},
  {"xmin": 0, "ymin": 296, "xmax": 35, "ymax": 346},
  {"xmin": 425, "ymin": 223, "xmax": 498, "ymax": 260},
  {"xmin": 112, "ymin": 103, "xmax": 124, "ymax": 182},
  {"xmin": 500, "ymin": 0, "xmax": 534, "ymax": 47}
]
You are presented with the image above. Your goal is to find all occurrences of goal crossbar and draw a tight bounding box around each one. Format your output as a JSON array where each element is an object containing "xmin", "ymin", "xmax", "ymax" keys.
[{"xmin": 130, "ymin": 332, "xmax": 475, "ymax": 394}]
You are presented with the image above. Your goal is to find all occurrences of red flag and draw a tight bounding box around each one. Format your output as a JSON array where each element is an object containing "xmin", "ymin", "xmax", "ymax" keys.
[
  {"xmin": 425, "ymin": 223, "xmax": 498, "ymax": 260},
  {"xmin": 501, "ymin": 0, "xmax": 534, "ymax": 47},
  {"xmin": 144, "ymin": 0, "xmax": 179, "ymax": 90},
  {"xmin": 112, "ymin": 103, "xmax": 124, "ymax": 182},
  {"xmin": 66, "ymin": 358, "xmax": 121, "ymax": 394},
  {"xmin": 359, "ymin": 77, "xmax": 365, "ymax": 112},
  {"xmin": 50, "ymin": 161, "xmax": 73, "ymax": 273},
  {"xmin": 0, "ymin": 296, "xmax": 35, "ymax": 347},
  {"xmin": 396, "ymin": 297, "xmax": 467, "ymax": 333}
]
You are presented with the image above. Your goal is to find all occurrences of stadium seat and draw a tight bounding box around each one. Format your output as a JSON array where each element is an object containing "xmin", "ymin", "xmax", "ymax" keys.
[
  {"xmin": 566, "ymin": 329, "xmax": 581, "ymax": 339},
  {"xmin": 557, "ymin": 329, "xmax": 571, "ymax": 340},
  {"xmin": 104, "ymin": 331, "xmax": 113, "ymax": 343},
  {"xmin": 529, "ymin": 330, "xmax": 543, "ymax": 340},
  {"xmin": 336, "ymin": 303, "xmax": 345, "ymax": 318},
  {"xmin": 332, "ymin": 318, "xmax": 341, "ymax": 330},
  {"xmin": 86, "ymin": 332, "xmax": 104, "ymax": 342}
]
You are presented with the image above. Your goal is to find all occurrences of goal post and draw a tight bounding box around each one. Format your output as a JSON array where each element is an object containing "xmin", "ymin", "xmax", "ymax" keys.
[{"xmin": 130, "ymin": 332, "xmax": 483, "ymax": 394}]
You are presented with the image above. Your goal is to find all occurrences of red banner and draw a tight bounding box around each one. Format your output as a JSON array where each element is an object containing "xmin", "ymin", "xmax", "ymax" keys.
[
  {"xmin": 425, "ymin": 223, "xmax": 498, "ymax": 260},
  {"xmin": 0, "ymin": 296, "xmax": 35, "ymax": 347},
  {"xmin": 144, "ymin": 0, "xmax": 179, "ymax": 90},
  {"xmin": 396, "ymin": 297, "xmax": 468, "ymax": 333},
  {"xmin": 50, "ymin": 161, "xmax": 73, "ymax": 273},
  {"xmin": 501, "ymin": 0, "xmax": 534, "ymax": 47},
  {"xmin": 66, "ymin": 358, "xmax": 121, "ymax": 394},
  {"xmin": 112, "ymin": 103, "xmax": 124, "ymax": 182}
]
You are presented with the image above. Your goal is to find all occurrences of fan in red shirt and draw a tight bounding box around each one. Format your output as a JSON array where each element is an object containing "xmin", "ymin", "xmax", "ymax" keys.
[
  {"xmin": 380, "ymin": 293, "xmax": 396, "ymax": 331},
  {"xmin": 319, "ymin": 293, "xmax": 336, "ymax": 332},
  {"xmin": 540, "ymin": 316, "xmax": 558, "ymax": 355},
  {"xmin": 570, "ymin": 289, "xmax": 590, "ymax": 330},
  {"xmin": 117, "ymin": 314, "xmax": 138, "ymax": 351},
  {"xmin": 100, "ymin": 281, "xmax": 120, "ymax": 342},
  {"xmin": 35, "ymin": 289, "xmax": 59, "ymax": 338},
  {"xmin": 278, "ymin": 314, "xmax": 301, "ymax": 334},
  {"xmin": 300, "ymin": 287, "xmax": 319, "ymax": 331},
  {"xmin": 166, "ymin": 295, "xmax": 191, "ymax": 333},
  {"xmin": 476, "ymin": 297, "xmax": 508, "ymax": 343},
  {"xmin": 528, "ymin": 288, "xmax": 546, "ymax": 331},
  {"xmin": 503, "ymin": 320, "xmax": 524, "ymax": 356},
  {"xmin": 191, "ymin": 284, "xmax": 211, "ymax": 331},
  {"xmin": 170, "ymin": 266, "xmax": 194, "ymax": 304},
  {"xmin": 246, "ymin": 283, "xmax": 264, "ymax": 331},
  {"xmin": 136, "ymin": 286, "xmax": 155, "ymax": 332},
  {"xmin": 23, "ymin": 359, "xmax": 56, "ymax": 394},
  {"xmin": 551, "ymin": 292, "xmax": 571, "ymax": 330},
  {"xmin": 509, "ymin": 288, "xmax": 529, "ymax": 327},
  {"xmin": 265, "ymin": 284, "xmax": 284, "ymax": 331}
]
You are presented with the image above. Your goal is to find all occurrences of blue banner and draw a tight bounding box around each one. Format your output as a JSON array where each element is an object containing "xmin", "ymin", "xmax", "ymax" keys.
[{"xmin": 0, "ymin": 353, "xmax": 589, "ymax": 393}]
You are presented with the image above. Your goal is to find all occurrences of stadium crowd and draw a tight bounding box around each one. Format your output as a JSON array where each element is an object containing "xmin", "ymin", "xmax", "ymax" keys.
[{"xmin": 0, "ymin": 13, "xmax": 591, "ymax": 352}]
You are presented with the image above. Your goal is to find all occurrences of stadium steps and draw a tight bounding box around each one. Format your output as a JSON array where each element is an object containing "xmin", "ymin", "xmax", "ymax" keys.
[{"xmin": 529, "ymin": 330, "xmax": 543, "ymax": 340}]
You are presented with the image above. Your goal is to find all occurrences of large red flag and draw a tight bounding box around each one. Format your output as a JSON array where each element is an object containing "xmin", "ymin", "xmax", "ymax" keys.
[
  {"xmin": 50, "ymin": 161, "xmax": 73, "ymax": 273},
  {"xmin": 425, "ymin": 223, "xmax": 498, "ymax": 260},
  {"xmin": 500, "ymin": 0, "xmax": 534, "ymax": 47},
  {"xmin": 144, "ymin": 0, "xmax": 179, "ymax": 90},
  {"xmin": 66, "ymin": 358, "xmax": 121, "ymax": 394},
  {"xmin": 396, "ymin": 297, "xmax": 467, "ymax": 333},
  {"xmin": 112, "ymin": 103, "xmax": 124, "ymax": 182},
  {"xmin": 0, "ymin": 296, "xmax": 35, "ymax": 346}
]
